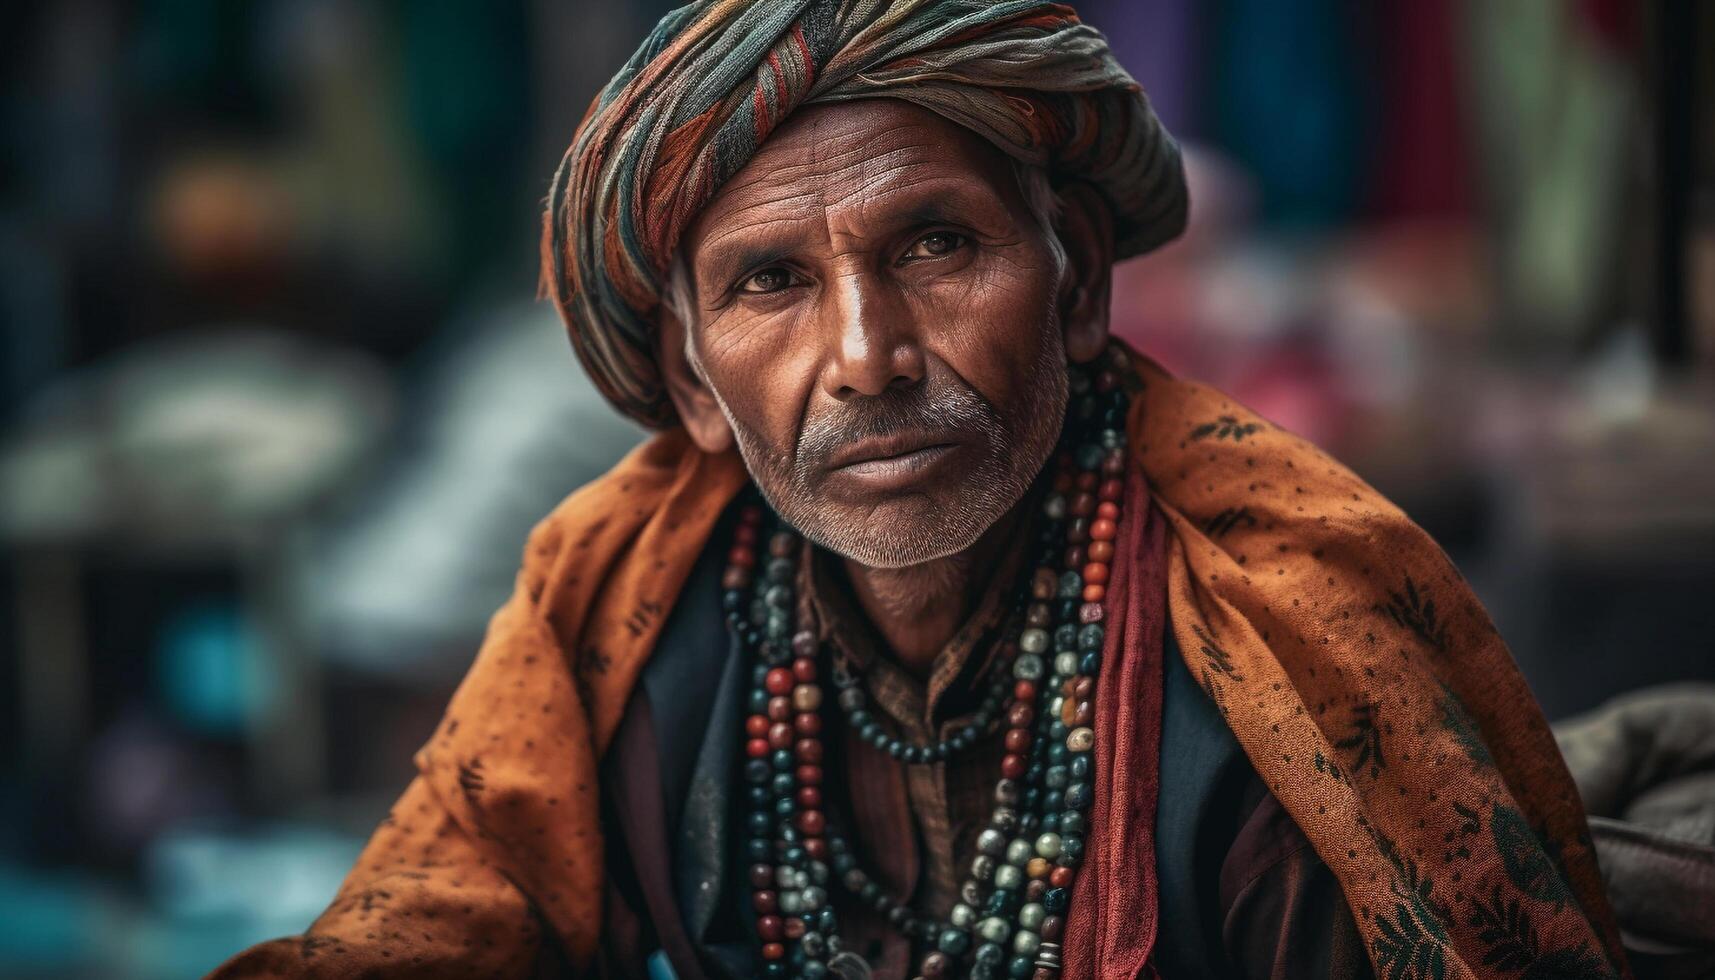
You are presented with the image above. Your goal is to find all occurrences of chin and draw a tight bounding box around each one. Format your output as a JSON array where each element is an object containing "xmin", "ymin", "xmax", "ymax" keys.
[{"xmin": 786, "ymin": 491, "xmax": 1003, "ymax": 570}]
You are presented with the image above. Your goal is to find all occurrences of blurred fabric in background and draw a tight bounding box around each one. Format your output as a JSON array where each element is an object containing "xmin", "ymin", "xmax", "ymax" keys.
[{"xmin": 1, "ymin": 1, "xmax": 1711, "ymax": 976}]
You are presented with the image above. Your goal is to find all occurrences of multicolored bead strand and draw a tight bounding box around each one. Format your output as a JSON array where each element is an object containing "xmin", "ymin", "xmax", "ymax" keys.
[{"xmin": 830, "ymin": 657, "xmax": 1012, "ymax": 764}]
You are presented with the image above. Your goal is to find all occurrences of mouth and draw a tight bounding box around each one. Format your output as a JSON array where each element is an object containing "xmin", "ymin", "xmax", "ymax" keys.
[{"xmin": 823, "ymin": 432, "xmax": 963, "ymax": 491}]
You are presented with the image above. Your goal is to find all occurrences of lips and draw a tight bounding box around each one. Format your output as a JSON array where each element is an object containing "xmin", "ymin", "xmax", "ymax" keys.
[
  {"xmin": 827, "ymin": 430, "xmax": 958, "ymax": 469},
  {"xmin": 822, "ymin": 431, "xmax": 963, "ymax": 490}
]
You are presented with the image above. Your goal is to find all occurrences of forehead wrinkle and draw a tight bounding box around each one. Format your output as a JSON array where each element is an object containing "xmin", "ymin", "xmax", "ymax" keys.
[
  {"xmin": 826, "ymin": 169, "xmax": 998, "ymax": 224},
  {"xmin": 762, "ymin": 110, "xmax": 938, "ymax": 173},
  {"xmin": 708, "ymin": 122, "xmax": 932, "ymax": 219},
  {"xmin": 802, "ymin": 140, "xmax": 940, "ymax": 193},
  {"xmin": 698, "ymin": 196, "xmax": 819, "ymax": 253},
  {"xmin": 776, "ymin": 131, "xmax": 936, "ymax": 179},
  {"xmin": 719, "ymin": 140, "xmax": 943, "ymax": 224},
  {"xmin": 715, "ymin": 112, "xmax": 942, "ymax": 207},
  {"xmin": 695, "ymin": 170, "xmax": 819, "ymax": 231}
]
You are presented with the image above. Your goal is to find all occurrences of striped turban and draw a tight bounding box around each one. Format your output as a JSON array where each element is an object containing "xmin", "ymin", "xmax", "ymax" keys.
[{"xmin": 543, "ymin": 0, "xmax": 1189, "ymax": 427}]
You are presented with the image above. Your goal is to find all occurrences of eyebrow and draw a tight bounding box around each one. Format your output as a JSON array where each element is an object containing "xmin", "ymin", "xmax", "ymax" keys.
[
  {"xmin": 894, "ymin": 200, "xmax": 971, "ymax": 233},
  {"xmin": 708, "ymin": 243, "xmax": 794, "ymax": 292}
]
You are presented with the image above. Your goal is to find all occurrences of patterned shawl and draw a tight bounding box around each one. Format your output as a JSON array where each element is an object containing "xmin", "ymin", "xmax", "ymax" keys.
[
  {"xmin": 541, "ymin": 0, "xmax": 1187, "ymax": 427},
  {"xmin": 210, "ymin": 350, "xmax": 1630, "ymax": 980}
]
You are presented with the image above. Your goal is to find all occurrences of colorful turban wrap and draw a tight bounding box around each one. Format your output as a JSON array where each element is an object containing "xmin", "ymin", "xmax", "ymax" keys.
[{"xmin": 543, "ymin": 0, "xmax": 1188, "ymax": 427}]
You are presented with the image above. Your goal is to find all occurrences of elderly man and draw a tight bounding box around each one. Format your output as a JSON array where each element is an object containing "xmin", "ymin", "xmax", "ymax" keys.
[{"xmin": 216, "ymin": 3, "xmax": 1629, "ymax": 979}]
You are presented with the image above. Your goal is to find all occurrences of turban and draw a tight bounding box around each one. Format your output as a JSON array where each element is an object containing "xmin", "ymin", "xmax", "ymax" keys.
[{"xmin": 543, "ymin": 0, "xmax": 1189, "ymax": 427}]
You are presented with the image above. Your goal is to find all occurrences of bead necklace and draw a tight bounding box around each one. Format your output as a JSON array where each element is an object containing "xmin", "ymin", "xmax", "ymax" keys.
[
  {"xmin": 830, "ymin": 653, "xmax": 1012, "ymax": 765},
  {"xmin": 725, "ymin": 352, "xmax": 1132, "ymax": 980}
]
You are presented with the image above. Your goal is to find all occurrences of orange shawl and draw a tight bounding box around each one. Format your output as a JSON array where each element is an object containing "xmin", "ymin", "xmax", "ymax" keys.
[{"xmin": 213, "ymin": 354, "xmax": 1627, "ymax": 979}]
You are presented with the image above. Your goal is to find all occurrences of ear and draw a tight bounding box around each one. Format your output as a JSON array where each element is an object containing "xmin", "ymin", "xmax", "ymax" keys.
[
  {"xmin": 1052, "ymin": 181, "xmax": 1116, "ymax": 365},
  {"xmin": 656, "ymin": 303, "xmax": 735, "ymax": 454}
]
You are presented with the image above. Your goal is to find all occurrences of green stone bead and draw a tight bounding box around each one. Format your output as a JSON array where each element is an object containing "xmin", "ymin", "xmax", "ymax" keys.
[
  {"xmin": 1064, "ymin": 781, "xmax": 1092, "ymax": 810},
  {"xmin": 1034, "ymin": 832, "xmax": 1062, "ymax": 859},
  {"xmin": 938, "ymin": 927, "xmax": 971, "ymax": 955},
  {"xmin": 977, "ymin": 916, "xmax": 1012, "ymax": 944},
  {"xmin": 1061, "ymin": 834, "xmax": 1085, "ymax": 863},
  {"xmin": 1012, "ymin": 929, "xmax": 1042, "ymax": 957},
  {"xmin": 1053, "ymin": 624, "xmax": 1078, "ymax": 651},
  {"xmin": 1018, "ymin": 902, "xmax": 1047, "ymax": 930},
  {"xmin": 1043, "ymin": 887, "xmax": 1069, "ymax": 913}
]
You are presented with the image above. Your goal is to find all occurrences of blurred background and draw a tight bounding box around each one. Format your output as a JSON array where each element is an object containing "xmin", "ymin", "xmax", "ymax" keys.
[{"xmin": 1, "ymin": 1, "xmax": 1712, "ymax": 976}]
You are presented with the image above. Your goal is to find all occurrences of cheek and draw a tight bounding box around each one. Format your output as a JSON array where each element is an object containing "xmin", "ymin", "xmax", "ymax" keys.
[
  {"xmin": 918, "ymin": 254, "xmax": 1059, "ymax": 405},
  {"xmin": 697, "ymin": 307, "xmax": 820, "ymax": 445}
]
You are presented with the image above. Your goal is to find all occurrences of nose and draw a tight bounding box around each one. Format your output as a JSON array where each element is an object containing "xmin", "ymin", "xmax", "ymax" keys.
[{"xmin": 819, "ymin": 268, "xmax": 926, "ymax": 401}]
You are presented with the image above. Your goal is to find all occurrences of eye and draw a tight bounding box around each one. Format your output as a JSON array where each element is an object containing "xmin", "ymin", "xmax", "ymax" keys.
[
  {"xmin": 903, "ymin": 231, "xmax": 967, "ymax": 262},
  {"xmin": 739, "ymin": 267, "xmax": 795, "ymax": 294}
]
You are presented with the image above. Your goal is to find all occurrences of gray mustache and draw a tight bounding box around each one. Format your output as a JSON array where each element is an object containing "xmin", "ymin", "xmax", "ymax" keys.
[{"xmin": 795, "ymin": 382, "xmax": 999, "ymax": 466}]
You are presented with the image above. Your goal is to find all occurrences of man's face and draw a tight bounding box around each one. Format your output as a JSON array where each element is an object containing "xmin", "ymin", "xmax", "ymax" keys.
[{"xmin": 674, "ymin": 101, "xmax": 1072, "ymax": 569}]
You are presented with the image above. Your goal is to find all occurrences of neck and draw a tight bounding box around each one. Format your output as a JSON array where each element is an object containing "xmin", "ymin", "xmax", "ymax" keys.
[{"xmin": 839, "ymin": 492, "xmax": 1032, "ymax": 679}]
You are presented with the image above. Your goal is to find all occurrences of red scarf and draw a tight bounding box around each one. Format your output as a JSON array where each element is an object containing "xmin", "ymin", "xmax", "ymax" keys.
[{"xmin": 1064, "ymin": 467, "xmax": 1168, "ymax": 979}]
